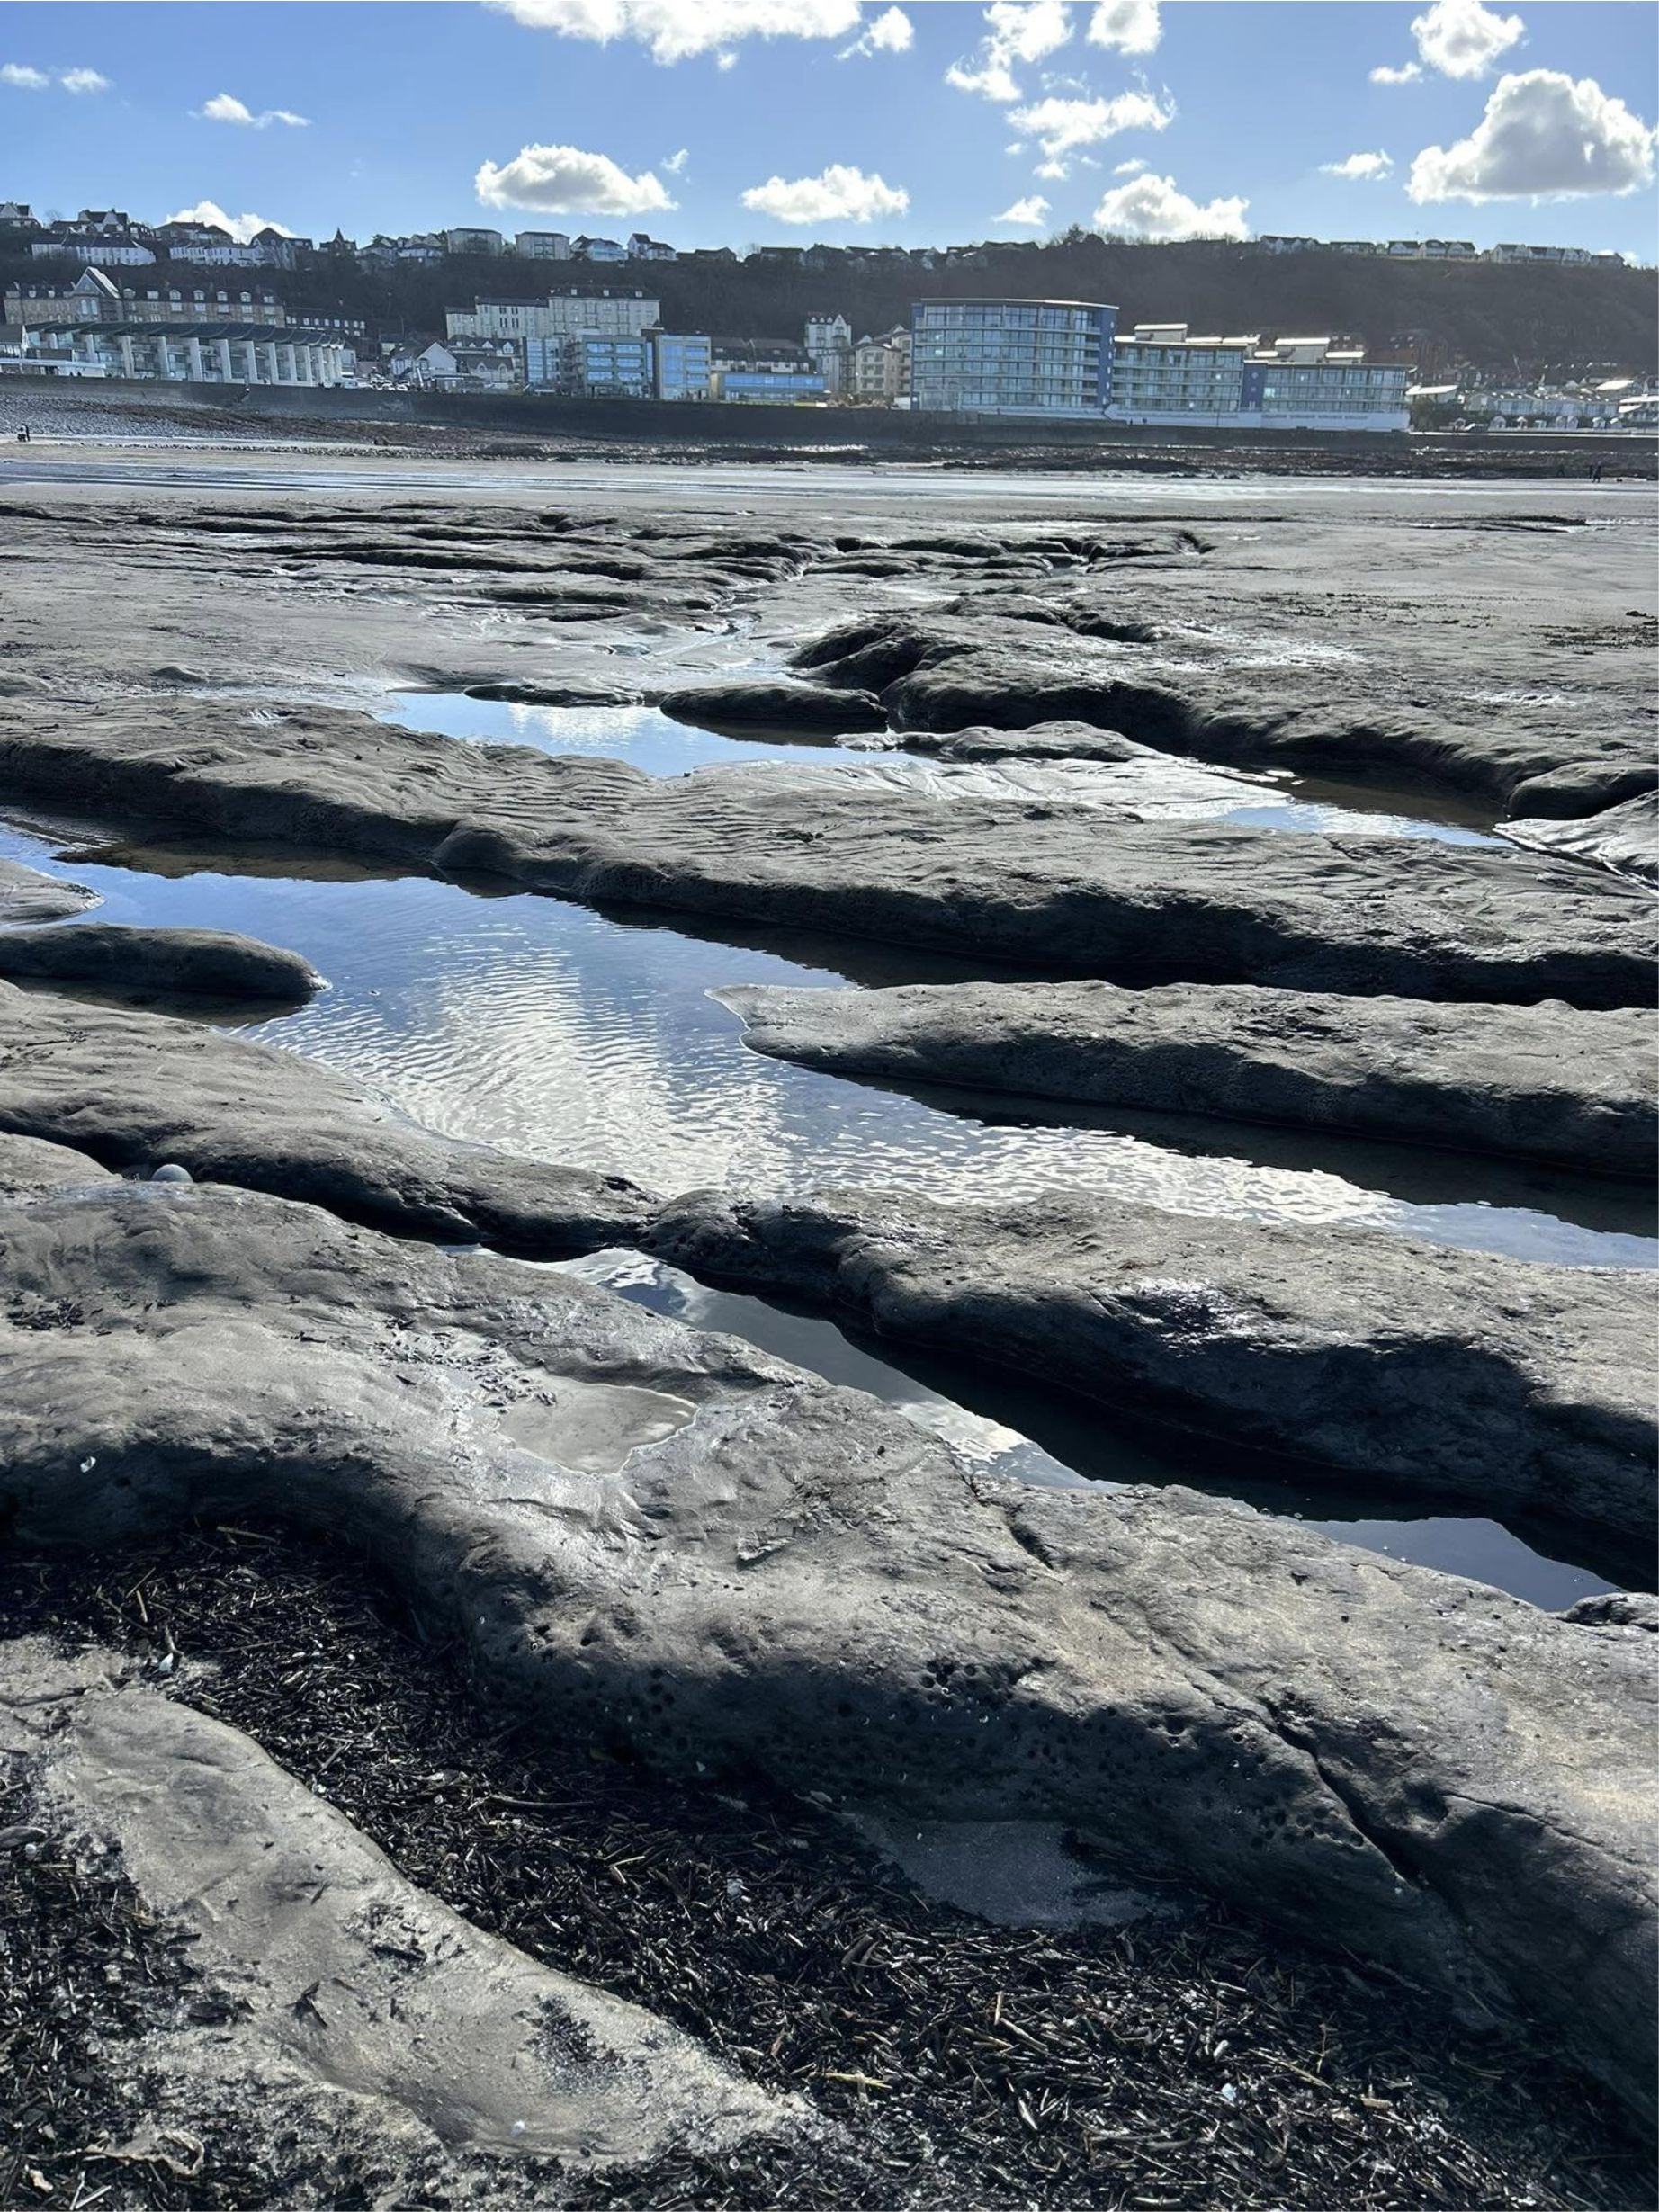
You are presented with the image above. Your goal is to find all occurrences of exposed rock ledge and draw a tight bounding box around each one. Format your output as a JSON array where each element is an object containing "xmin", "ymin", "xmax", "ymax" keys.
[
  {"xmin": 2, "ymin": 1640, "xmax": 794, "ymax": 2196},
  {"xmin": 0, "ymin": 1170, "xmax": 1652, "ymax": 2124},
  {"xmin": 0, "ymin": 855, "xmax": 98, "ymax": 925},
  {"xmin": 0, "ymin": 981, "xmax": 650, "ymax": 1252},
  {"xmin": 0, "ymin": 922, "xmax": 323, "ymax": 1002},
  {"xmin": 645, "ymin": 1186, "xmax": 1655, "ymax": 1555},
  {"xmin": 1501, "ymin": 791, "xmax": 1659, "ymax": 886},
  {"xmin": 0, "ymin": 699, "xmax": 1651, "ymax": 1007},
  {"xmin": 790, "ymin": 612, "xmax": 1653, "ymax": 816},
  {"xmin": 717, "ymin": 980, "xmax": 1656, "ymax": 1178},
  {"xmin": 0, "ymin": 986, "xmax": 1648, "ymax": 1548}
]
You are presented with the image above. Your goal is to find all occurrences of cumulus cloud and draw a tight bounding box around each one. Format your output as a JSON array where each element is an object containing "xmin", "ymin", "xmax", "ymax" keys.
[
  {"xmin": 741, "ymin": 162, "xmax": 909, "ymax": 224},
  {"xmin": 660, "ymin": 146, "xmax": 689, "ymax": 173},
  {"xmin": 484, "ymin": 0, "xmax": 861, "ymax": 66},
  {"xmin": 1010, "ymin": 88, "xmax": 1174, "ymax": 165},
  {"xmin": 1408, "ymin": 68, "xmax": 1656, "ymax": 201},
  {"xmin": 1412, "ymin": 0, "xmax": 1524, "ymax": 78},
  {"xmin": 1323, "ymin": 149, "xmax": 1394, "ymax": 180},
  {"xmin": 841, "ymin": 5, "xmax": 911, "ymax": 57},
  {"xmin": 1093, "ymin": 169, "xmax": 1250, "ymax": 240},
  {"xmin": 945, "ymin": 0, "xmax": 1071, "ymax": 103},
  {"xmin": 3, "ymin": 61, "xmax": 106, "ymax": 91},
  {"xmin": 1087, "ymin": 0, "xmax": 1161, "ymax": 54},
  {"xmin": 1373, "ymin": 0, "xmax": 1523, "ymax": 86},
  {"xmin": 996, "ymin": 193, "xmax": 1051, "ymax": 226},
  {"xmin": 475, "ymin": 142, "xmax": 676, "ymax": 214},
  {"xmin": 167, "ymin": 201, "xmax": 295, "ymax": 242},
  {"xmin": 1114, "ymin": 155, "xmax": 1149, "ymax": 174},
  {"xmin": 199, "ymin": 91, "xmax": 309, "ymax": 127}
]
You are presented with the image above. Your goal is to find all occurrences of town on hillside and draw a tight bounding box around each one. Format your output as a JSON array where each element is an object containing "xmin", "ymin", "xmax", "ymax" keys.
[{"xmin": 1, "ymin": 201, "xmax": 1653, "ymax": 431}]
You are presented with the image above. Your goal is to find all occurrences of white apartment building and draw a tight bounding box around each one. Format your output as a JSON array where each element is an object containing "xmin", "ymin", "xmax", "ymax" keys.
[
  {"xmin": 446, "ymin": 290, "xmax": 660, "ymax": 344},
  {"xmin": 1107, "ymin": 325, "xmax": 1410, "ymax": 431},
  {"xmin": 850, "ymin": 326, "xmax": 911, "ymax": 403},
  {"xmin": 4, "ymin": 268, "xmax": 289, "ymax": 329},
  {"xmin": 516, "ymin": 232, "xmax": 571, "ymax": 259}
]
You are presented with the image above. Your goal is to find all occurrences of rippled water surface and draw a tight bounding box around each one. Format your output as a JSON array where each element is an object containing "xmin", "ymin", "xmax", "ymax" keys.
[
  {"xmin": 9, "ymin": 820, "xmax": 1647, "ymax": 1267},
  {"xmin": 0, "ymin": 730, "xmax": 1647, "ymax": 1613}
]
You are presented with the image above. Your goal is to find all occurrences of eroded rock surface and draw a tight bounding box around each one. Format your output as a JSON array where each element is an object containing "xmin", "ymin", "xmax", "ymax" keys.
[
  {"xmin": 718, "ymin": 980, "xmax": 1656, "ymax": 1176},
  {"xmin": 1, "ymin": 1640, "xmax": 794, "ymax": 2195},
  {"xmin": 658, "ymin": 677, "xmax": 888, "ymax": 734},
  {"xmin": 792, "ymin": 606, "xmax": 1654, "ymax": 814},
  {"xmin": 0, "ymin": 855, "xmax": 98, "ymax": 925},
  {"xmin": 0, "ymin": 1179, "xmax": 1651, "ymax": 2123},
  {"xmin": 0, "ymin": 699, "xmax": 1650, "ymax": 1007},
  {"xmin": 0, "ymin": 922, "xmax": 323, "ymax": 1001},
  {"xmin": 0, "ymin": 982, "xmax": 650, "ymax": 1250},
  {"xmin": 645, "ymin": 1185, "xmax": 1655, "ymax": 1551},
  {"xmin": 1502, "ymin": 791, "xmax": 1659, "ymax": 885}
]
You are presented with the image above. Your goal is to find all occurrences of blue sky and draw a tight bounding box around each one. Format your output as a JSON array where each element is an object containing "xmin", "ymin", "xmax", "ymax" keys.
[{"xmin": 2, "ymin": 2, "xmax": 1654, "ymax": 255}]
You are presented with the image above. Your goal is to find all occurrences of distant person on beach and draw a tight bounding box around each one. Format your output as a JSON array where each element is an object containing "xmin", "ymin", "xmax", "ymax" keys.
[{"xmin": 14, "ymin": 425, "xmax": 29, "ymax": 442}]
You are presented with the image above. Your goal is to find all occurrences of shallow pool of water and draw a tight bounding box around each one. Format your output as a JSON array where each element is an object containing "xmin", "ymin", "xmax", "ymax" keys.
[
  {"xmin": 2, "ymin": 803, "xmax": 1646, "ymax": 1604},
  {"xmin": 379, "ymin": 693, "xmax": 873, "ymax": 774},
  {"xmin": 377, "ymin": 690, "xmax": 1510, "ymax": 850},
  {"xmin": 13, "ymin": 823, "xmax": 1648, "ymax": 1269}
]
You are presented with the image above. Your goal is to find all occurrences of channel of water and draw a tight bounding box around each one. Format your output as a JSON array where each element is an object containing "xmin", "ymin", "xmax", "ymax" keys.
[{"xmin": 0, "ymin": 689, "xmax": 1646, "ymax": 1613}]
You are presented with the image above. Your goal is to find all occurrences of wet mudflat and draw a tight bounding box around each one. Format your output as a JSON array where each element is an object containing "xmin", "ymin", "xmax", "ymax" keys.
[{"xmin": 1, "ymin": 1527, "xmax": 1646, "ymax": 2212}]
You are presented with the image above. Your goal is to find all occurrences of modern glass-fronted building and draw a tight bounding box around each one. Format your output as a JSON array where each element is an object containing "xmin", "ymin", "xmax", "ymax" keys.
[
  {"xmin": 652, "ymin": 332, "xmax": 713, "ymax": 400},
  {"xmin": 910, "ymin": 299, "xmax": 1115, "ymax": 416},
  {"xmin": 1107, "ymin": 324, "xmax": 1410, "ymax": 430}
]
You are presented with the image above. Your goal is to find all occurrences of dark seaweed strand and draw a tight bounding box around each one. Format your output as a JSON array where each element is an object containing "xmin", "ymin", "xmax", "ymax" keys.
[{"xmin": 0, "ymin": 1527, "xmax": 1647, "ymax": 2212}]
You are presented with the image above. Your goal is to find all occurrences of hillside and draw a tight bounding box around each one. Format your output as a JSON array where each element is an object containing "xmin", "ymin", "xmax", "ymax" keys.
[{"xmin": 5, "ymin": 232, "xmax": 1654, "ymax": 381}]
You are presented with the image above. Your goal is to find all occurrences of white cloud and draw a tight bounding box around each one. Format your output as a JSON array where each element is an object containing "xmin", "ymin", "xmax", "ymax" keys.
[
  {"xmin": 741, "ymin": 162, "xmax": 908, "ymax": 224},
  {"xmin": 867, "ymin": 4, "xmax": 912, "ymax": 48},
  {"xmin": 475, "ymin": 141, "xmax": 676, "ymax": 214},
  {"xmin": 842, "ymin": 4, "xmax": 911, "ymax": 57},
  {"xmin": 1010, "ymin": 88, "xmax": 1174, "ymax": 161},
  {"xmin": 996, "ymin": 193, "xmax": 1051, "ymax": 226},
  {"xmin": 1372, "ymin": 0, "xmax": 1523, "ymax": 86},
  {"xmin": 1323, "ymin": 149, "xmax": 1394, "ymax": 180},
  {"xmin": 1114, "ymin": 155, "xmax": 1148, "ymax": 174},
  {"xmin": 167, "ymin": 201, "xmax": 295, "ymax": 243},
  {"xmin": 3, "ymin": 61, "xmax": 109, "ymax": 92},
  {"xmin": 660, "ymin": 147, "xmax": 689, "ymax": 173},
  {"xmin": 199, "ymin": 91, "xmax": 309, "ymax": 128},
  {"xmin": 1412, "ymin": 0, "xmax": 1524, "ymax": 79},
  {"xmin": 945, "ymin": 0, "xmax": 1071, "ymax": 103},
  {"xmin": 1035, "ymin": 158, "xmax": 1069, "ymax": 181},
  {"xmin": 1093, "ymin": 170, "xmax": 1250, "ymax": 240},
  {"xmin": 484, "ymin": 0, "xmax": 861, "ymax": 66},
  {"xmin": 1087, "ymin": 0, "xmax": 1161, "ymax": 55},
  {"xmin": 1408, "ymin": 68, "xmax": 1656, "ymax": 201}
]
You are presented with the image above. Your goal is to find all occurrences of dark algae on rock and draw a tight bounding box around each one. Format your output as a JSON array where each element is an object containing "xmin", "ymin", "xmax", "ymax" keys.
[{"xmin": 2, "ymin": 1527, "xmax": 1651, "ymax": 2212}]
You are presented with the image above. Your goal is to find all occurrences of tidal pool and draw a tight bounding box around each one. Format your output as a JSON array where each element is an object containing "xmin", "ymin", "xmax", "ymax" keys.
[{"xmin": 0, "ymin": 802, "xmax": 1645, "ymax": 1609}]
